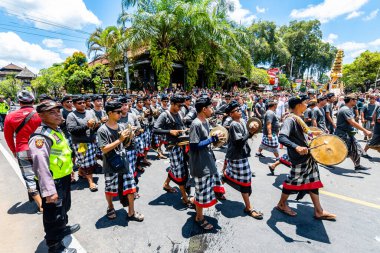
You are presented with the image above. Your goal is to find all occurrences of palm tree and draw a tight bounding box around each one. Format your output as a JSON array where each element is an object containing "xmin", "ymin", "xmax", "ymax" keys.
[{"xmin": 87, "ymin": 26, "xmax": 126, "ymax": 83}]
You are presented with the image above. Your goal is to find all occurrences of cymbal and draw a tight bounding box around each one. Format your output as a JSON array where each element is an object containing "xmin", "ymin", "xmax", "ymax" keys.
[
  {"xmin": 246, "ymin": 117, "xmax": 262, "ymax": 135},
  {"xmin": 210, "ymin": 125, "xmax": 229, "ymax": 148}
]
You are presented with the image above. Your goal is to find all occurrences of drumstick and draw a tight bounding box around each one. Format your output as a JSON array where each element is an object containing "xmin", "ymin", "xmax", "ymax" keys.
[{"xmin": 309, "ymin": 141, "xmax": 328, "ymax": 150}]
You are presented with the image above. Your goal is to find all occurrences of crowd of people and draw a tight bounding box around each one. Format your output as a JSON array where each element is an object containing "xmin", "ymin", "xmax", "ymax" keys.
[{"xmin": 1, "ymin": 88, "xmax": 380, "ymax": 253}]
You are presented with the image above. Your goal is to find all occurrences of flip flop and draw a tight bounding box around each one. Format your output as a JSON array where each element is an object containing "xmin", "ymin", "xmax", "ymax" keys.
[
  {"xmin": 314, "ymin": 214, "xmax": 336, "ymax": 221},
  {"xmin": 107, "ymin": 208, "xmax": 116, "ymax": 220},
  {"xmin": 89, "ymin": 184, "xmax": 98, "ymax": 192},
  {"xmin": 275, "ymin": 206, "xmax": 297, "ymax": 217},
  {"xmin": 244, "ymin": 208, "xmax": 264, "ymax": 220}
]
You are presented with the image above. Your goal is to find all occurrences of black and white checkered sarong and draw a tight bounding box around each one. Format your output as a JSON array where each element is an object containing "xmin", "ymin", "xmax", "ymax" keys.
[
  {"xmin": 194, "ymin": 173, "xmax": 224, "ymax": 208},
  {"xmin": 283, "ymin": 156, "xmax": 323, "ymax": 191},
  {"xmin": 224, "ymin": 158, "xmax": 251, "ymax": 187},
  {"xmin": 134, "ymin": 135, "xmax": 145, "ymax": 156},
  {"xmin": 104, "ymin": 171, "xmax": 136, "ymax": 196},
  {"xmin": 260, "ymin": 134, "xmax": 279, "ymax": 153},
  {"xmin": 126, "ymin": 149, "xmax": 137, "ymax": 176},
  {"xmin": 168, "ymin": 146, "xmax": 187, "ymax": 185},
  {"xmin": 73, "ymin": 142, "xmax": 97, "ymax": 169}
]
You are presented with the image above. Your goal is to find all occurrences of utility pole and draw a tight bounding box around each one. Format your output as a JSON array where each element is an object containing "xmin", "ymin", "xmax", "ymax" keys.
[
  {"xmin": 290, "ymin": 56, "xmax": 294, "ymax": 81},
  {"xmin": 121, "ymin": 4, "xmax": 130, "ymax": 90}
]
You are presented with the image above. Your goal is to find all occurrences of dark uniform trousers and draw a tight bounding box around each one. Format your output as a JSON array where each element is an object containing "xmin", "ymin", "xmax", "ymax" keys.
[{"xmin": 37, "ymin": 175, "xmax": 71, "ymax": 246}]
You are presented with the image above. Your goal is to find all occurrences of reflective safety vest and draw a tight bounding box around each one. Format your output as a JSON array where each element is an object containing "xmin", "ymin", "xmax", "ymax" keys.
[
  {"xmin": 33, "ymin": 126, "xmax": 73, "ymax": 180},
  {"xmin": 0, "ymin": 101, "xmax": 9, "ymax": 114}
]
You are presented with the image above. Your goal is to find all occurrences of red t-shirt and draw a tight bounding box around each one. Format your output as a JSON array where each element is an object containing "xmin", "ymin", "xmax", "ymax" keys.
[{"xmin": 4, "ymin": 106, "xmax": 42, "ymax": 153}]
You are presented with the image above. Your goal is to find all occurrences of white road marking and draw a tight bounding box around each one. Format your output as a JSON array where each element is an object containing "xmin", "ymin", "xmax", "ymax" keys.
[{"xmin": 0, "ymin": 142, "xmax": 87, "ymax": 253}]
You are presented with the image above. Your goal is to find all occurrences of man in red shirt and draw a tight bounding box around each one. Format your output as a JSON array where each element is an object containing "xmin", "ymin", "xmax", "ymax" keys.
[{"xmin": 4, "ymin": 90, "xmax": 43, "ymax": 213}]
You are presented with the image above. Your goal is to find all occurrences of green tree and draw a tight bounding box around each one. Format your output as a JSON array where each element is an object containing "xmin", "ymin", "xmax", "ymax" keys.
[
  {"xmin": 31, "ymin": 64, "xmax": 65, "ymax": 97},
  {"xmin": 62, "ymin": 52, "xmax": 90, "ymax": 93},
  {"xmin": 87, "ymin": 26, "xmax": 126, "ymax": 83},
  {"xmin": 342, "ymin": 51, "xmax": 380, "ymax": 91},
  {"xmin": 0, "ymin": 76, "xmax": 23, "ymax": 99},
  {"xmin": 249, "ymin": 67, "xmax": 269, "ymax": 84}
]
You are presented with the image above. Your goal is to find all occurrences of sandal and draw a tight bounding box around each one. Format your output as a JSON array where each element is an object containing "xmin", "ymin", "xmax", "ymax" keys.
[
  {"xmin": 127, "ymin": 211, "xmax": 144, "ymax": 222},
  {"xmin": 89, "ymin": 184, "xmax": 98, "ymax": 192},
  {"xmin": 137, "ymin": 166, "xmax": 145, "ymax": 173},
  {"xmin": 134, "ymin": 192, "xmax": 141, "ymax": 199},
  {"xmin": 195, "ymin": 218, "xmax": 213, "ymax": 230},
  {"xmin": 268, "ymin": 165, "xmax": 275, "ymax": 176},
  {"xmin": 107, "ymin": 208, "xmax": 117, "ymax": 220},
  {"xmin": 163, "ymin": 186, "xmax": 177, "ymax": 193},
  {"xmin": 182, "ymin": 199, "xmax": 195, "ymax": 209},
  {"xmin": 244, "ymin": 208, "xmax": 264, "ymax": 220},
  {"xmin": 215, "ymin": 192, "xmax": 226, "ymax": 201},
  {"xmin": 276, "ymin": 205, "xmax": 297, "ymax": 217}
]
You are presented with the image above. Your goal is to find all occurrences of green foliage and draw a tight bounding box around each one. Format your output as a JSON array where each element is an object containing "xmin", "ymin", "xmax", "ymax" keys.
[
  {"xmin": 150, "ymin": 43, "xmax": 179, "ymax": 88},
  {"xmin": 0, "ymin": 76, "xmax": 23, "ymax": 99},
  {"xmin": 31, "ymin": 64, "xmax": 65, "ymax": 96},
  {"xmin": 249, "ymin": 67, "xmax": 269, "ymax": 84},
  {"xmin": 342, "ymin": 51, "xmax": 380, "ymax": 91}
]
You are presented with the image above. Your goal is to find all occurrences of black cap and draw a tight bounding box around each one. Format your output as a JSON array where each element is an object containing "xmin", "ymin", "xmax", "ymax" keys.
[
  {"xmin": 327, "ymin": 93, "xmax": 335, "ymax": 99},
  {"xmin": 143, "ymin": 95, "xmax": 151, "ymax": 101},
  {"xmin": 83, "ymin": 95, "xmax": 91, "ymax": 101},
  {"xmin": 225, "ymin": 100, "xmax": 240, "ymax": 114},
  {"xmin": 72, "ymin": 95, "xmax": 85, "ymax": 103},
  {"xmin": 39, "ymin": 94, "xmax": 53, "ymax": 102},
  {"xmin": 170, "ymin": 95, "xmax": 185, "ymax": 104},
  {"xmin": 288, "ymin": 95, "xmax": 310, "ymax": 109},
  {"xmin": 105, "ymin": 101, "xmax": 122, "ymax": 113},
  {"xmin": 136, "ymin": 96, "xmax": 143, "ymax": 102},
  {"xmin": 61, "ymin": 95, "xmax": 72, "ymax": 103},
  {"xmin": 184, "ymin": 95, "xmax": 191, "ymax": 101},
  {"xmin": 161, "ymin": 95, "xmax": 169, "ymax": 101},
  {"xmin": 36, "ymin": 101, "xmax": 62, "ymax": 113},
  {"xmin": 92, "ymin": 95, "xmax": 102, "ymax": 101},
  {"xmin": 317, "ymin": 95, "xmax": 327, "ymax": 103},
  {"xmin": 118, "ymin": 97, "xmax": 128, "ymax": 104},
  {"xmin": 195, "ymin": 97, "xmax": 212, "ymax": 112}
]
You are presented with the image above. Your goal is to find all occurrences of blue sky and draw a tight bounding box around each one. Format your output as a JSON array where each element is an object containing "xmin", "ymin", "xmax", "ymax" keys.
[{"xmin": 0, "ymin": 0, "xmax": 379, "ymax": 74}]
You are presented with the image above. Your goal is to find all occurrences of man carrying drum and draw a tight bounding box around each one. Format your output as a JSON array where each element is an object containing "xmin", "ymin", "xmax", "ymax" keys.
[{"xmin": 276, "ymin": 95, "xmax": 336, "ymax": 220}]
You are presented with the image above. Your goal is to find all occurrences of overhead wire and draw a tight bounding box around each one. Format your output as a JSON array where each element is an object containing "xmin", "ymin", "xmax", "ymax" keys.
[{"xmin": 0, "ymin": 1, "xmax": 93, "ymax": 35}]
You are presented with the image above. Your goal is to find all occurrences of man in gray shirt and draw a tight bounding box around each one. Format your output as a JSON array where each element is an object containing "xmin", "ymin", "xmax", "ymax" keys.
[
  {"xmin": 189, "ymin": 97, "xmax": 225, "ymax": 230},
  {"xmin": 312, "ymin": 95, "xmax": 328, "ymax": 133},
  {"xmin": 66, "ymin": 96, "xmax": 99, "ymax": 191},
  {"xmin": 334, "ymin": 94, "xmax": 372, "ymax": 171}
]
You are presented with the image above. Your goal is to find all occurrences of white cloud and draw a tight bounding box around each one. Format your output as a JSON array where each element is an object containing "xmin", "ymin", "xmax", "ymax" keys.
[
  {"xmin": 363, "ymin": 9, "xmax": 379, "ymax": 21},
  {"xmin": 290, "ymin": 0, "xmax": 369, "ymax": 23},
  {"xmin": 256, "ymin": 6, "xmax": 266, "ymax": 14},
  {"xmin": 369, "ymin": 39, "xmax": 380, "ymax": 47},
  {"xmin": 350, "ymin": 49, "xmax": 366, "ymax": 58},
  {"xmin": 338, "ymin": 41, "xmax": 367, "ymax": 51},
  {"xmin": 325, "ymin": 33, "xmax": 338, "ymax": 44},
  {"xmin": 0, "ymin": 32, "xmax": 62, "ymax": 72},
  {"xmin": 0, "ymin": 0, "xmax": 101, "ymax": 30},
  {"xmin": 42, "ymin": 39, "xmax": 64, "ymax": 48},
  {"xmin": 346, "ymin": 11, "xmax": 364, "ymax": 20},
  {"xmin": 227, "ymin": 0, "xmax": 256, "ymax": 25},
  {"xmin": 62, "ymin": 48, "xmax": 80, "ymax": 55}
]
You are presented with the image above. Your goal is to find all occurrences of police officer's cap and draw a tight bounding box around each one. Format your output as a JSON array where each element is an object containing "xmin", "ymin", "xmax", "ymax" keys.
[
  {"xmin": 36, "ymin": 101, "xmax": 62, "ymax": 113},
  {"xmin": 118, "ymin": 97, "xmax": 128, "ymax": 104}
]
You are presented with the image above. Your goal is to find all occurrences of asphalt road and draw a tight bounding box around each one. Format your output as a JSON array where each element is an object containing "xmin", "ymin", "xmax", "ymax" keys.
[{"xmin": 1, "ymin": 132, "xmax": 380, "ymax": 253}]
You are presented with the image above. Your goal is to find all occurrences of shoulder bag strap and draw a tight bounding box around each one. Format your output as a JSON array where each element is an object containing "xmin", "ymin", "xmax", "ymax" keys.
[{"xmin": 15, "ymin": 110, "xmax": 36, "ymax": 135}]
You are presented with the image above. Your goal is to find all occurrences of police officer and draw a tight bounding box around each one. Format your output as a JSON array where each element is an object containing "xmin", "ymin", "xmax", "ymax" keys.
[
  {"xmin": 0, "ymin": 95, "xmax": 9, "ymax": 130},
  {"xmin": 29, "ymin": 101, "xmax": 80, "ymax": 253}
]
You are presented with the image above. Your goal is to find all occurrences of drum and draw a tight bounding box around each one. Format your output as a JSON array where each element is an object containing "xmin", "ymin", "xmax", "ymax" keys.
[
  {"xmin": 246, "ymin": 117, "xmax": 262, "ymax": 135},
  {"xmin": 309, "ymin": 134, "xmax": 348, "ymax": 166}
]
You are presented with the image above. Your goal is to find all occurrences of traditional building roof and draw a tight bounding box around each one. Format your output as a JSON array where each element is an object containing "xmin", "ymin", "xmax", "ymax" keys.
[
  {"xmin": 0, "ymin": 63, "xmax": 23, "ymax": 71},
  {"xmin": 15, "ymin": 67, "xmax": 36, "ymax": 79}
]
